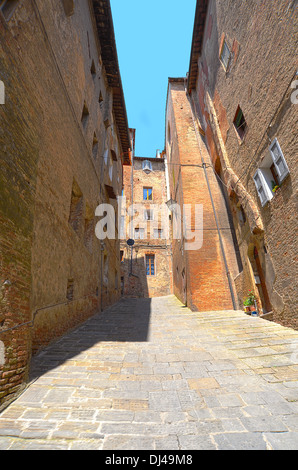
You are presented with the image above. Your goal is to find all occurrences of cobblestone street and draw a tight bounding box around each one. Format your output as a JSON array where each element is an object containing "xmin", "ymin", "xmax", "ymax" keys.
[{"xmin": 0, "ymin": 295, "xmax": 298, "ymax": 450}]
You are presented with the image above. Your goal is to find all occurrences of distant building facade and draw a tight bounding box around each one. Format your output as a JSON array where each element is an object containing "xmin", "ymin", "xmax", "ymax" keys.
[
  {"xmin": 168, "ymin": 0, "xmax": 297, "ymax": 327},
  {"xmin": 120, "ymin": 148, "xmax": 172, "ymax": 299},
  {"xmin": 0, "ymin": 0, "xmax": 131, "ymax": 410}
]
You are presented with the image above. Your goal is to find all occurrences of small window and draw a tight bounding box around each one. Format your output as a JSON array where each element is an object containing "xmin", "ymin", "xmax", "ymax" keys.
[
  {"xmin": 104, "ymin": 149, "xmax": 109, "ymax": 165},
  {"xmin": 109, "ymin": 156, "xmax": 113, "ymax": 181},
  {"xmin": 99, "ymin": 91, "xmax": 104, "ymax": 110},
  {"xmin": 134, "ymin": 227, "xmax": 145, "ymax": 239},
  {"xmin": 0, "ymin": 0, "xmax": 19, "ymax": 20},
  {"xmin": 144, "ymin": 209, "xmax": 154, "ymax": 221},
  {"xmin": 142, "ymin": 160, "xmax": 152, "ymax": 173},
  {"xmin": 233, "ymin": 106, "xmax": 247, "ymax": 140},
  {"xmin": 66, "ymin": 279, "xmax": 74, "ymax": 301},
  {"xmin": 238, "ymin": 205, "xmax": 246, "ymax": 225},
  {"xmin": 69, "ymin": 180, "xmax": 83, "ymax": 234},
  {"xmin": 220, "ymin": 40, "xmax": 231, "ymax": 70},
  {"xmin": 62, "ymin": 0, "xmax": 74, "ymax": 17},
  {"xmin": 92, "ymin": 133, "xmax": 98, "ymax": 159},
  {"xmin": 111, "ymin": 150, "xmax": 117, "ymax": 161},
  {"xmin": 146, "ymin": 254, "xmax": 155, "ymax": 276},
  {"xmin": 153, "ymin": 229, "xmax": 163, "ymax": 239},
  {"xmin": 81, "ymin": 101, "xmax": 89, "ymax": 129},
  {"xmin": 90, "ymin": 60, "xmax": 96, "ymax": 78},
  {"xmin": 143, "ymin": 187, "xmax": 153, "ymax": 201}
]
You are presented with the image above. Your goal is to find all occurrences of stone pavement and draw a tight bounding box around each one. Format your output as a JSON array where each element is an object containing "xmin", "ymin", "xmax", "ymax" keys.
[{"xmin": 0, "ymin": 295, "xmax": 298, "ymax": 450}]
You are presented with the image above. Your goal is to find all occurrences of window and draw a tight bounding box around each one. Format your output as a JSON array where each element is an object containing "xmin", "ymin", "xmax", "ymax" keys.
[
  {"xmin": 146, "ymin": 254, "xmax": 155, "ymax": 276},
  {"xmin": 233, "ymin": 106, "xmax": 247, "ymax": 140},
  {"xmin": 143, "ymin": 187, "xmax": 153, "ymax": 201},
  {"xmin": 238, "ymin": 205, "xmax": 246, "ymax": 225},
  {"xmin": 66, "ymin": 279, "xmax": 74, "ymax": 301},
  {"xmin": 220, "ymin": 40, "xmax": 231, "ymax": 70},
  {"xmin": 104, "ymin": 149, "xmax": 109, "ymax": 165},
  {"xmin": 253, "ymin": 170, "xmax": 271, "ymax": 207},
  {"xmin": 92, "ymin": 133, "xmax": 98, "ymax": 159},
  {"xmin": 253, "ymin": 139, "xmax": 290, "ymax": 206},
  {"xmin": 81, "ymin": 101, "xmax": 89, "ymax": 129},
  {"xmin": 269, "ymin": 138, "xmax": 290, "ymax": 184},
  {"xmin": 144, "ymin": 209, "xmax": 154, "ymax": 221},
  {"xmin": 62, "ymin": 0, "xmax": 74, "ymax": 17},
  {"xmin": 142, "ymin": 160, "xmax": 152, "ymax": 173},
  {"xmin": 99, "ymin": 91, "xmax": 104, "ymax": 111},
  {"xmin": 153, "ymin": 228, "xmax": 163, "ymax": 239},
  {"xmin": 69, "ymin": 180, "xmax": 83, "ymax": 234},
  {"xmin": 109, "ymin": 156, "xmax": 113, "ymax": 181},
  {"xmin": 134, "ymin": 227, "xmax": 145, "ymax": 239},
  {"xmin": 90, "ymin": 60, "xmax": 96, "ymax": 79},
  {"xmin": 120, "ymin": 250, "xmax": 124, "ymax": 263},
  {"xmin": 0, "ymin": 0, "xmax": 19, "ymax": 20}
]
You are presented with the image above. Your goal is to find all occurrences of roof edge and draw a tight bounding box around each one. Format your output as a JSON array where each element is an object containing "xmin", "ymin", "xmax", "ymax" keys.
[
  {"xmin": 92, "ymin": 0, "xmax": 131, "ymax": 165},
  {"xmin": 187, "ymin": 0, "xmax": 209, "ymax": 94}
]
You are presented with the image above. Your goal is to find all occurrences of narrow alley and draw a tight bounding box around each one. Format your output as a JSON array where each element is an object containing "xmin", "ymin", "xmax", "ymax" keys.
[{"xmin": 0, "ymin": 296, "xmax": 297, "ymax": 450}]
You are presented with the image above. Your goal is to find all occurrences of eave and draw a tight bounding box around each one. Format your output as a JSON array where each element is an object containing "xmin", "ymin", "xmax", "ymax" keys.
[
  {"xmin": 187, "ymin": 0, "xmax": 209, "ymax": 95},
  {"xmin": 92, "ymin": 0, "xmax": 131, "ymax": 165}
]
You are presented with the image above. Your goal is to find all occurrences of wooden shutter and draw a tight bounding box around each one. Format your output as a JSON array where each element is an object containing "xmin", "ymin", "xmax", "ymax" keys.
[
  {"xmin": 269, "ymin": 139, "xmax": 290, "ymax": 183},
  {"xmin": 253, "ymin": 170, "xmax": 272, "ymax": 207}
]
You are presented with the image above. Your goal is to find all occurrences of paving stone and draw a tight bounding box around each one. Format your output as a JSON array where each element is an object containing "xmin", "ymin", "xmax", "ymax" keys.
[
  {"xmin": 213, "ymin": 432, "xmax": 268, "ymax": 450},
  {"xmin": 240, "ymin": 416, "xmax": 289, "ymax": 432},
  {"xmin": 178, "ymin": 434, "xmax": 217, "ymax": 450},
  {"xmin": 0, "ymin": 295, "xmax": 297, "ymax": 450},
  {"xmin": 264, "ymin": 432, "xmax": 298, "ymax": 450},
  {"xmin": 148, "ymin": 391, "xmax": 181, "ymax": 411}
]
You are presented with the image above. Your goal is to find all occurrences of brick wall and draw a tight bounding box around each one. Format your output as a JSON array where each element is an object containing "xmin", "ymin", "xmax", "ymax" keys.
[
  {"xmin": 189, "ymin": 0, "xmax": 297, "ymax": 328},
  {"xmin": 0, "ymin": 0, "xmax": 128, "ymax": 410},
  {"xmin": 166, "ymin": 79, "xmax": 240, "ymax": 311},
  {"xmin": 120, "ymin": 157, "xmax": 172, "ymax": 298}
]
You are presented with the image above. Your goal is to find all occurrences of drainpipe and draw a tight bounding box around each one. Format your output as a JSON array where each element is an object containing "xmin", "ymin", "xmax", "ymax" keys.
[
  {"xmin": 130, "ymin": 150, "xmax": 134, "ymax": 275},
  {"xmin": 185, "ymin": 82, "xmax": 237, "ymax": 311}
]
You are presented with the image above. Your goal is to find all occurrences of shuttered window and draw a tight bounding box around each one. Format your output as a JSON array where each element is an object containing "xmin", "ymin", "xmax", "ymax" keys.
[
  {"xmin": 253, "ymin": 170, "xmax": 272, "ymax": 207},
  {"xmin": 269, "ymin": 138, "xmax": 290, "ymax": 184}
]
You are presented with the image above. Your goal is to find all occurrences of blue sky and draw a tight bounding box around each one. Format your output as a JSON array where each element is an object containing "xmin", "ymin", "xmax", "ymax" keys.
[{"xmin": 110, "ymin": 0, "xmax": 196, "ymax": 158}]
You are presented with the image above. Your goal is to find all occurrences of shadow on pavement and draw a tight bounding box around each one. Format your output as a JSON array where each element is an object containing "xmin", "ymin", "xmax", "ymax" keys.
[{"xmin": 29, "ymin": 297, "xmax": 151, "ymax": 381}]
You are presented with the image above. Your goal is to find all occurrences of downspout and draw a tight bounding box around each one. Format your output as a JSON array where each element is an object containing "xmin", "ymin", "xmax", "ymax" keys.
[
  {"xmin": 130, "ymin": 150, "xmax": 134, "ymax": 275},
  {"xmin": 185, "ymin": 81, "xmax": 237, "ymax": 311}
]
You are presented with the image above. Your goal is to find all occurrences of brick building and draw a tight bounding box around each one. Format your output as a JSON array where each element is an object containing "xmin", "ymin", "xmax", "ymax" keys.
[
  {"xmin": 165, "ymin": 78, "xmax": 240, "ymax": 311},
  {"xmin": 0, "ymin": 0, "xmax": 131, "ymax": 409},
  {"xmin": 120, "ymin": 144, "xmax": 172, "ymax": 299},
  {"xmin": 168, "ymin": 0, "xmax": 297, "ymax": 327}
]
